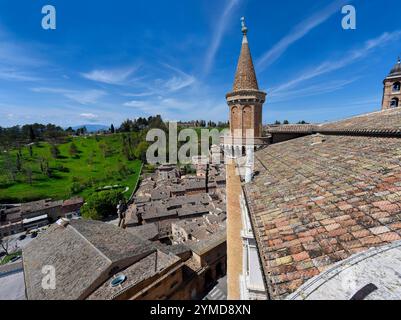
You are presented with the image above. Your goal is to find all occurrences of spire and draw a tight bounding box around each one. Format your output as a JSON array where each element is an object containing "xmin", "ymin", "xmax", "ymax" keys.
[{"xmin": 232, "ymin": 17, "xmax": 259, "ymax": 92}]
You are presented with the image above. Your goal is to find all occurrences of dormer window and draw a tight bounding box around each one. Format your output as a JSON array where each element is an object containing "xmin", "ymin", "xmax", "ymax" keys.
[
  {"xmin": 390, "ymin": 97, "xmax": 399, "ymax": 108},
  {"xmin": 392, "ymin": 81, "xmax": 401, "ymax": 92}
]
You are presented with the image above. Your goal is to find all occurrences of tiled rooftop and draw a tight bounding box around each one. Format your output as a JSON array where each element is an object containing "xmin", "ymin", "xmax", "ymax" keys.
[
  {"xmin": 23, "ymin": 220, "xmax": 155, "ymax": 300},
  {"xmin": 244, "ymin": 134, "xmax": 401, "ymax": 299},
  {"xmin": 266, "ymin": 108, "xmax": 401, "ymax": 135},
  {"xmin": 266, "ymin": 124, "xmax": 315, "ymax": 134},
  {"xmin": 319, "ymin": 108, "xmax": 401, "ymax": 133},
  {"xmin": 87, "ymin": 250, "xmax": 180, "ymax": 300}
]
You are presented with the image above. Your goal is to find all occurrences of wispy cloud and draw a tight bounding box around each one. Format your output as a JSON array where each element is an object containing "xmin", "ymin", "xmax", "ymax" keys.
[
  {"xmin": 203, "ymin": 0, "xmax": 240, "ymax": 75},
  {"xmin": 273, "ymin": 30, "xmax": 401, "ymax": 93},
  {"xmin": 80, "ymin": 113, "xmax": 99, "ymax": 121},
  {"xmin": 0, "ymin": 25, "xmax": 46, "ymax": 82},
  {"xmin": 32, "ymin": 87, "xmax": 107, "ymax": 105},
  {"xmin": 123, "ymin": 63, "xmax": 196, "ymax": 97},
  {"xmin": 0, "ymin": 68, "xmax": 41, "ymax": 81},
  {"xmin": 81, "ymin": 66, "xmax": 138, "ymax": 85},
  {"xmin": 123, "ymin": 95, "xmax": 226, "ymax": 121},
  {"xmin": 162, "ymin": 63, "xmax": 196, "ymax": 91},
  {"xmin": 256, "ymin": 0, "xmax": 349, "ymax": 71},
  {"xmin": 270, "ymin": 78, "xmax": 359, "ymax": 102}
]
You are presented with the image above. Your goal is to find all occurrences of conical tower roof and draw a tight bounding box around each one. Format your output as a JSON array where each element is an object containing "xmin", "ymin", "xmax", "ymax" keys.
[{"xmin": 232, "ymin": 17, "xmax": 259, "ymax": 92}]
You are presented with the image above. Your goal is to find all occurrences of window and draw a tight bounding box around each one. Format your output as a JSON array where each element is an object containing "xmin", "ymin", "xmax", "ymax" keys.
[
  {"xmin": 393, "ymin": 81, "xmax": 401, "ymax": 92},
  {"xmin": 390, "ymin": 97, "xmax": 399, "ymax": 108}
]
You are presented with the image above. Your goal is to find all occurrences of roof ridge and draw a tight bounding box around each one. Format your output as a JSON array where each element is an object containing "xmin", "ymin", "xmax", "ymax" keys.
[
  {"xmin": 69, "ymin": 223, "xmax": 113, "ymax": 264},
  {"xmin": 318, "ymin": 108, "xmax": 393, "ymax": 127}
]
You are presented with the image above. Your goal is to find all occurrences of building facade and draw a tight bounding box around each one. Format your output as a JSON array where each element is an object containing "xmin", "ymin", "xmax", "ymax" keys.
[{"xmin": 382, "ymin": 57, "xmax": 401, "ymax": 110}]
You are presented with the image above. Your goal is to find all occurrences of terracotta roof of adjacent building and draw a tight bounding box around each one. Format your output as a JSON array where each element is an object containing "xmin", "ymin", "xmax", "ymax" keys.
[
  {"xmin": 266, "ymin": 108, "xmax": 401, "ymax": 136},
  {"xmin": 23, "ymin": 220, "xmax": 155, "ymax": 300},
  {"xmin": 244, "ymin": 133, "xmax": 401, "ymax": 299}
]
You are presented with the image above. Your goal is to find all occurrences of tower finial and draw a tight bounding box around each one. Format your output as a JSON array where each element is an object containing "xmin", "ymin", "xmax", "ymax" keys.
[{"xmin": 241, "ymin": 17, "xmax": 248, "ymax": 35}]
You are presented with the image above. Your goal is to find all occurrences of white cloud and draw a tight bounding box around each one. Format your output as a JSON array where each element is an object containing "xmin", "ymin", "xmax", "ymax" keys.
[
  {"xmin": 123, "ymin": 100, "xmax": 149, "ymax": 108},
  {"xmin": 123, "ymin": 63, "xmax": 196, "ymax": 97},
  {"xmin": 81, "ymin": 66, "xmax": 138, "ymax": 85},
  {"xmin": 65, "ymin": 90, "xmax": 106, "ymax": 105},
  {"xmin": 270, "ymin": 78, "xmax": 359, "ymax": 102},
  {"xmin": 123, "ymin": 95, "xmax": 227, "ymax": 121},
  {"xmin": 162, "ymin": 64, "xmax": 196, "ymax": 91},
  {"xmin": 256, "ymin": 0, "xmax": 349, "ymax": 71},
  {"xmin": 0, "ymin": 26, "xmax": 46, "ymax": 82},
  {"xmin": 203, "ymin": 0, "xmax": 240, "ymax": 75},
  {"xmin": 80, "ymin": 113, "xmax": 98, "ymax": 120},
  {"xmin": 272, "ymin": 30, "xmax": 401, "ymax": 93},
  {"xmin": 31, "ymin": 87, "xmax": 107, "ymax": 105},
  {"xmin": 0, "ymin": 68, "xmax": 41, "ymax": 81}
]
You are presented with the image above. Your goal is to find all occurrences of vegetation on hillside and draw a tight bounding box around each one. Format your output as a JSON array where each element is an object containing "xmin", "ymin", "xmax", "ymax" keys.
[
  {"xmin": 0, "ymin": 114, "xmax": 228, "ymax": 205},
  {"xmin": 0, "ymin": 133, "xmax": 143, "ymax": 203},
  {"xmin": 81, "ymin": 190, "xmax": 124, "ymax": 220}
]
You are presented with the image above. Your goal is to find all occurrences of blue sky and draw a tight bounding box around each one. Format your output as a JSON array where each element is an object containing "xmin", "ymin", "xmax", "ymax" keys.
[{"xmin": 0, "ymin": 0, "xmax": 400, "ymax": 127}]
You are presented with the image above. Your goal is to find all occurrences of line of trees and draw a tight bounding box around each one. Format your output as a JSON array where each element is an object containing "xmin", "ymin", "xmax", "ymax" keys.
[{"xmin": 0, "ymin": 124, "xmax": 67, "ymax": 148}]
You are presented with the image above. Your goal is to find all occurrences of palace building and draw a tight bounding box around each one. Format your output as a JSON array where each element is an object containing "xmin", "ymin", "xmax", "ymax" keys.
[
  {"xmin": 225, "ymin": 18, "xmax": 401, "ymax": 300},
  {"xmin": 382, "ymin": 57, "xmax": 401, "ymax": 110}
]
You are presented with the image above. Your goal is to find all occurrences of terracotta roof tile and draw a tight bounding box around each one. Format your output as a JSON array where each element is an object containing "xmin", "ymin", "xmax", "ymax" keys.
[{"xmin": 244, "ymin": 134, "xmax": 401, "ymax": 299}]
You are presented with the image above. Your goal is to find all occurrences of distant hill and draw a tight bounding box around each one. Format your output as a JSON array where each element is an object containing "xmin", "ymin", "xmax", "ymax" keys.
[{"xmin": 70, "ymin": 124, "xmax": 109, "ymax": 133}]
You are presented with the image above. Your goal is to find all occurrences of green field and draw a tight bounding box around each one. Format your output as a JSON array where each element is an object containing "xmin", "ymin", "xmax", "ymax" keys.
[
  {"xmin": 0, "ymin": 134, "xmax": 143, "ymax": 203},
  {"xmin": 0, "ymin": 251, "xmax": 22, "ymax": 265}
]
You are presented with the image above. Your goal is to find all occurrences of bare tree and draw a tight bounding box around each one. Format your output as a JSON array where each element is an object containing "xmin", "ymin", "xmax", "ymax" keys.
[
  {"xmin": 4, "ymin": 155, "xmax": 17, "ymax": 182},
  {"xmin": 25, "ymin": 166, "xmax": 33, "ymax": 185},
  {"xmin": 0, "ymin": 238, "xmax": 10, "ymax": 256}
]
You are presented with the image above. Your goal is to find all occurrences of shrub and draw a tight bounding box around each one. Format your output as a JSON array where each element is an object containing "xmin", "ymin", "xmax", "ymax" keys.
[{"xmin": 81, "ymin": 190, "xmax": 123, "ymax": 220}]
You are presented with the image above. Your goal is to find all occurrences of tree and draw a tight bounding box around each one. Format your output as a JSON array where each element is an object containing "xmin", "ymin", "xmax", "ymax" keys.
[
  {"xmin": 99, "ymin": 141, "xmax": 111, "ymax": 158},
  {"xmin": 28, "ymin": 145, "xmax": 33, "ymax": 157},
  {"xmin": 283, "ymin": 120, "xmax": 290, "ymax": 125},
  {"xmin": 87, "ymin": 151, "xmax": 95, "ymax": 165},
  {"xmin": 274, "ymin": 120, "xmax": 281, "ymax": 125},
  {"xmin": 4, "ymin": 155, "xmax": 17, "ymax": 182},
  {"xmin": 50, "ymin": 144, "xmax": 60, "ymax": 159},
  {"xmin": 120, "ymin": 119, "xmax": 133, "ymax": 132},
  {"xmin": 0, "ymin": 238, "xmax": 10, "ymax": 256},
  {"xmin": 110, "ymin": 124, "xmax": 115, "ymax": 134},
  {"xmin": 68, "ymin": 143, "xmax": 79, "ymax": 157},
  {"xmin": 16, "ymin": 153, "xmax": 22, "ymax": 172},
  {"xmin": 65, "ymin": 127, "xmax": 75, "ymax": 135},
  {"xmin": 29, "ymin": 126, "xmax": 36, "ymax": 142},
  {"xmin": 25, "ymin": 166, "xmax": 33, "ymax": 185},
  {"xmin": 134, "ymin": 141, "xmax": 149, "ymax": 162},
  {"xmin": 81, "ymin": 190, "xmax": 123, "ymax": 220}
]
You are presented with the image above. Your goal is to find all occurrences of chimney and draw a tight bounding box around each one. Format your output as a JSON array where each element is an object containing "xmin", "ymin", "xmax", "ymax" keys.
[
  {"xmin": 56, "ymin": 218, "xmax": 70, "ymax": 228},
  {"xmin": 311, "ymin": 134, "xmax": 326, "ymax": 145}
]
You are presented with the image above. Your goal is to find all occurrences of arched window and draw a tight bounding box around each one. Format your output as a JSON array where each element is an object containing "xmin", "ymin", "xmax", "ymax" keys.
[
  {"xmin": 390, "ymin": 97, "xmax": 399, "ymax": 108},
  {"xmin": 392, "ymin": 81, "xmax": 401, "ymax": 92}
]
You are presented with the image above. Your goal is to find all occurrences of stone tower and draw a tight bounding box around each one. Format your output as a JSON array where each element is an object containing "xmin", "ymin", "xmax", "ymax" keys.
[
  {"xmin": 226, "ymin": 17, "xmax": 266, "ymax": 142},
  {"xmin": 382, "ymin": 57, "xmax": 401, "ymax": 110},
  {"xmin": 224, "ymin": 18, "xmax": 268, "ymax": 300}
]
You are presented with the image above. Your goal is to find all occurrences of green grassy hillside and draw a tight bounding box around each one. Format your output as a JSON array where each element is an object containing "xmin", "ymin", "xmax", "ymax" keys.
[{"xmin": 0, "ymin": 134, "xmax": 143, "ymax": 203}]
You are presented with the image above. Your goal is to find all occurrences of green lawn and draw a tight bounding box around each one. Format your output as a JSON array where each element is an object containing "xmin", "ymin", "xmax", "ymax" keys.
[
  {"xmin": 0, "ymin": 251, "xmax": 22, "ymax": 265},
  {"xmin": 0, "ymin": 134, "xmax": 143, "ymax": 203}
]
